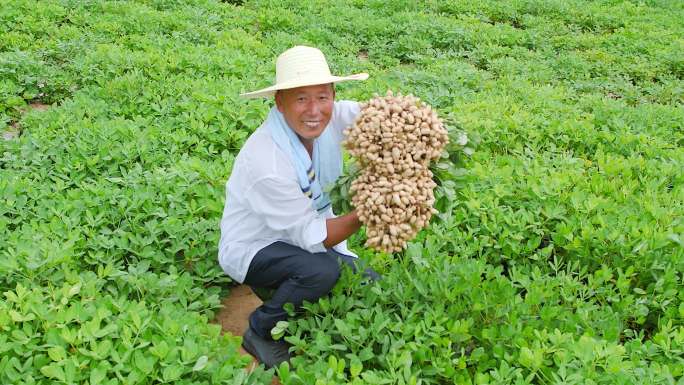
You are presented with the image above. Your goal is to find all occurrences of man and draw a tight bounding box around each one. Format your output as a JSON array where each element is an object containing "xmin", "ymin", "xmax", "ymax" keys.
[{"xmin": 218, "ymin": 46, "xmax": 379, "ymax": 368}]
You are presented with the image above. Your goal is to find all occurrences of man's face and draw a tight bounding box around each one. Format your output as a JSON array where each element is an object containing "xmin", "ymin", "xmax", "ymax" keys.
[{"xmin": 275, "ymin": 83, "xmax": 335, "ymax": 142}]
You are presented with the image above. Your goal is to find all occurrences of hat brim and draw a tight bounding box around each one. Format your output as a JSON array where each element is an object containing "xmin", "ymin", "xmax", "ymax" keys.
[{"xmin": 240, "ymin": 73, "xmax": 369, "ymax": 98}]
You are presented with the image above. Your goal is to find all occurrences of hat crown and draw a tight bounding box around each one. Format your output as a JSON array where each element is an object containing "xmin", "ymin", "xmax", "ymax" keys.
[
  {"xmin": 240, "ymin": 45, "xmax": 367, "ymax": 98},
  {"xmin": 275, "ymin": 46, "xmax": 333, "ymax": 84}
]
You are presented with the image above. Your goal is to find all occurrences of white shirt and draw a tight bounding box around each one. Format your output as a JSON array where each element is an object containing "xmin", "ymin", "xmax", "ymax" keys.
[{"xmin": 218, "ymin": 100, "xmax": 361, "ymax": 283}]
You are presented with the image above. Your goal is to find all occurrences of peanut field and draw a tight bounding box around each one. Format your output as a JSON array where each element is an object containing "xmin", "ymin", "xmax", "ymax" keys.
[{"xmin": 1, "ymin": 0, "xmax": 683, "ymax": 384}]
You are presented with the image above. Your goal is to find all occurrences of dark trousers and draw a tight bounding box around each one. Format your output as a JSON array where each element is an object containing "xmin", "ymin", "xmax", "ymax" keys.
[{"xmin": 243, "ymin": 241, "xmax": 380, "ymax": 339}]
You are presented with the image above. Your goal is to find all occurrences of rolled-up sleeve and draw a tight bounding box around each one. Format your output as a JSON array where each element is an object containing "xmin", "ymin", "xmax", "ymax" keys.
[{"xmin": 245, "ymin": 176, "xmax": 328, "ymax": 253}]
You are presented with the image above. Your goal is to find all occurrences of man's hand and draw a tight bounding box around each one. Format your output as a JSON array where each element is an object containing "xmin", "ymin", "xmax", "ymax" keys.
[{"xmin": 323, "ymin": 210, "xmax": 362, "ymax": 248}]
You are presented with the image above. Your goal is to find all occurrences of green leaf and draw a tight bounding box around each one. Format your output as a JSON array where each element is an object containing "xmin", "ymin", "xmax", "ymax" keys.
[
  {"xmin": 182, "ymin": 339, "xmax": 199, "ymax": 363},
  {"xmin": 519, "ymin": 347, "xmax": 543, "ymax": 370},
  {"xmin": 359, "ymin": 347, "xmax": 374, "ymax": 361},
  {"xmin": 334, "ymin": 319, "xmax": 351, "ymax": 335},
  {"xmin": 130, "ymin": 311, "xmax": 142, "ymax": 330},
  {"xmin": 667, "ymin": 233, "xmax": 683, "ymax": 246},
  {"xmin": 361, "ymin": 370, "xmax": 393, "ymax": 384},
  {"xmin": 278, "ymin": 361, "xmax": 291, "ymax": 382},
  {"xmin": 9, "ymin": 310, "xmax": 25, "ymax": 322},
  {"xmin": 350, "ymin": 358, "xmax": 363, "ymax": 378},
  {"xmin": 40, "ymin": 364, "xmax": 65, "ymax": 382},
  {"xmin": 162, "ymin": 364, "xmax": 184, "ymax": 382},
  {"xmin": 47, "ymin": 346, "xmax": 66, "ymax": 362},
  {"xmin": 68, "ymin": 283, "xmax": 82, "ymax": 297},
  {"xmin": 90, "ymin": 363, "xmax": 107, "ymax": 385},
  {"xmin": 150, "ymin": 340, "xmax": 169, "ymax": 359},
  {"xmin": 271, "ymin": 320, "xmax": 289, "ymax": 340},
  {"xmin": 405, "ymin": 242, "xmax": 427, "ymax": 267},
  {"xmin": 134, "ymin": 350, "xmax": 154, "ymax": 373},
  {"xmin": 192, "ymin": 355, "xmax": 208, "ymax": 372}
]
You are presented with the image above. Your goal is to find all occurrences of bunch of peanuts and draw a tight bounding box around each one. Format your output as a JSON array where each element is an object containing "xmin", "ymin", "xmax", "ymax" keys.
[{"xmin": 343, "ymin": 91, "xmax": 449, "ymax": 252}]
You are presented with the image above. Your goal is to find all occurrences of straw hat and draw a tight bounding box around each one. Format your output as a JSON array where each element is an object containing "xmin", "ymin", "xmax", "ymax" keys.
[{"xmin": 240, "ymin": 46, "xmax": 369, "ymax": 98}]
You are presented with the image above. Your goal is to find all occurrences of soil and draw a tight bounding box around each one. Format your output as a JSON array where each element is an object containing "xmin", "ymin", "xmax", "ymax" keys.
[
  {"xmin": 2, "ymin": 125, "xmax": 19, "ymax": 140},
  {"xmin": 2, "ymin": 102, "xmax": 50, "ymax": 140},
  {"xmin": 28, "ymin": 102, "xmax": 50, "ymax": 112},
  {"xmin": 215, "ymin": 285, "xmax": 262, "ymax": 340},
  {"xmin": 214, "ymin": 285, "xmax": 281, "ymax": 385}
]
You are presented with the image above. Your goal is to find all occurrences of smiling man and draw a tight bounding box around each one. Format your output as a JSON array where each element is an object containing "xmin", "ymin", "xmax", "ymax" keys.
[{"xmin": 218, "ymin": 46, "xmax": 379, "ymax": 368}]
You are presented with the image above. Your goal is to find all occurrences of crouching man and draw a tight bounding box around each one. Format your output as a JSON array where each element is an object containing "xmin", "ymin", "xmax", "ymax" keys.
[{"xmin": 218, "ymin": 46, "xmax": 380, "ymax": 369}]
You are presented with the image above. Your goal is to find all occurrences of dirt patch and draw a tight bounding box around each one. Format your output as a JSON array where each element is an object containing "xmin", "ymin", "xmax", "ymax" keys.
[
  {"xmin": 214, "ymin": 285, "xmax": 281, "ymax": 384},
  {"xmin": 27, "ymin": 102, "xmax": 50, "ymax": 112},
  {"xmin": 2, "ymin": 122, "xmax": 20, "ymax": 141},
  {"xmin": 2, "ymin": 102, "xmax": 50, "ymax": 141},
  {"xmin": 216, "ymin": 285, "xmax": 263, "ymax": 338}
]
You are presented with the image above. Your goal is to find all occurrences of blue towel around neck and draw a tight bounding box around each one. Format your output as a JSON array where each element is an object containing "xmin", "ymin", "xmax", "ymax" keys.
[{"xmin": 266, "ymin": 106, "xmax": 342, "ymax": 213}]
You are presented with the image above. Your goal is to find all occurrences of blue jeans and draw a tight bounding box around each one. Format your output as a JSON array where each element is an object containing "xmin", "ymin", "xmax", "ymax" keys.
[{"xmin": 243, "ymin": 241, "xmax": 380, "ymax": 339}]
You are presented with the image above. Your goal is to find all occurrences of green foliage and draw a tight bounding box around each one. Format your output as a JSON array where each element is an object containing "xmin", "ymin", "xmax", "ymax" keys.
[
  {"xmin": 1, "ymin": 0, "xmax": 682, "ymax": 384},
  {"xmin": 279, "ymin": 256, "xmax": 684, "ymax": 384},
  {"xmin": 0, "ymin": 271, "xmax": 273, "ymax": 385}
]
